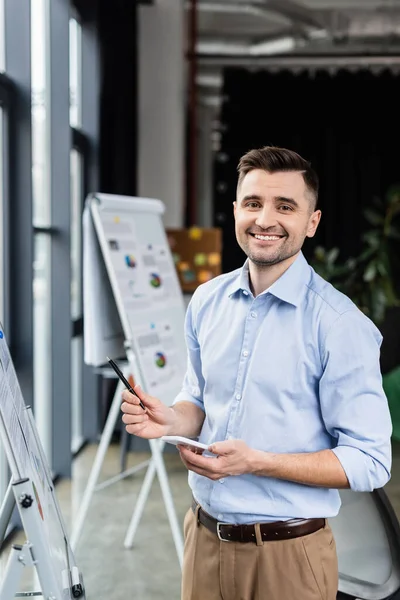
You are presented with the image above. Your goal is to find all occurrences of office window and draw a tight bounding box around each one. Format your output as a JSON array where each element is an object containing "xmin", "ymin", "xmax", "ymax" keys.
[
  {"xmin": 0, "ymin": 0, "xmax": 4, "ymax": 72},
  {"xmin": 70, "ymin": 148, "xmax": 83, "ymax": 451},
  {"xmin": 31, "ymin": 0, "xmax": 49, "ymax": 226},
  {"xmin": 0, "ymin": 106, "xmax": 4, "ymax": 321},
  {"xmin": 69, "ymin": 17, "xmax": 82, "ymax": 128},
  {"xmin": 31, "ymin": 0, "xmax": 52, "ymax": 459},
  {"xmin": 70, "ymin": 12, "xmax": 84, "ymax": 452},
  {"xmin": 0, "ymin": 105, "xmax": 6, "ymax": 500}
]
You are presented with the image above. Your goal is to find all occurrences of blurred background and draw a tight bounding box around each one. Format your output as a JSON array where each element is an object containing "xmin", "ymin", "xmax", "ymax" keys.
[{"xmin": 1, "ymin": 0, "xmax": 400, "ymax": 598}]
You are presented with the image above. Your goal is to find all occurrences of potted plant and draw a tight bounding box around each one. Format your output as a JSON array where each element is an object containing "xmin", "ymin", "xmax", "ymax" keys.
[{"xmin": 311, "ymin": 186, "xmax": 400, "ymax": 325}]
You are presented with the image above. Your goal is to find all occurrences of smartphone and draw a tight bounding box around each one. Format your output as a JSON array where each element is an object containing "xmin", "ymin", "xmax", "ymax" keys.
[{"xmin": 161, "ymin": 435, "xmax": 216, "ymax": 455}]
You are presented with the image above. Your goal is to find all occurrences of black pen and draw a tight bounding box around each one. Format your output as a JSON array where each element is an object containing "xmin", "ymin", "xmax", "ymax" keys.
[{"xmin": 106, "ymin": 356, "xmax": 146, "ymax": 410}]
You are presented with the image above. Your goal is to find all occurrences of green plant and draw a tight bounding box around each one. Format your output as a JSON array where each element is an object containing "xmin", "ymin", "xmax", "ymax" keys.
[{"xmin": 311, "ymin": 186, "xmax": 400, "ymax": 324}]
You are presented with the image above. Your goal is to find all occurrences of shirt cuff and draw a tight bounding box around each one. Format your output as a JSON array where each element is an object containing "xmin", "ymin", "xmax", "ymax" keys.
[
  {"xmin": 172, "ymin": 390, "xmax": 205, "ymax": 412},
  {"xmin": 331, "ymin": 445, "xmax": 384, "ymax": 492}
]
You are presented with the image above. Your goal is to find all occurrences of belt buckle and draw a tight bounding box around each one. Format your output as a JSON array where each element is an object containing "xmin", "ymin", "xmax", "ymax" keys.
[{"xmin": 216, "ymin": 522, "xmax": 232, "ymax": 542}]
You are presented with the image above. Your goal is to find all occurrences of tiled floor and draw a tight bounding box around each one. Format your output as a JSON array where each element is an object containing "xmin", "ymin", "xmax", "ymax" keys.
[{"xmin": 2, "ymin": 440, "xmax": 400, "ymax": 599}]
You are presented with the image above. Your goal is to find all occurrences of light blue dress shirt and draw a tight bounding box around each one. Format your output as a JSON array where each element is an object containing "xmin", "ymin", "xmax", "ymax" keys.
[{"xmin": 173, "ymin": 252, "xmax": 392, "ymax": 524}]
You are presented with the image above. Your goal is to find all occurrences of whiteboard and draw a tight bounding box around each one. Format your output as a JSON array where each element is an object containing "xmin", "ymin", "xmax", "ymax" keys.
[
  {"xmin": 83, "ymin": 200, "xmax": 125, "ymax": 366},
  {"xmin": 84, "ymin": 193, "xmax": 187, "ymax": 406},
  {"xmin": 0, "ymin": 326, "xmax": 84, "ymax": 599}
]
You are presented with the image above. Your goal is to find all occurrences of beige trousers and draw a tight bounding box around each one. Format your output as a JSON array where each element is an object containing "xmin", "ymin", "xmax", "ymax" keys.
[{"xmin": 181, "ymin": 507, "xmax": 338, "ymax": 600}]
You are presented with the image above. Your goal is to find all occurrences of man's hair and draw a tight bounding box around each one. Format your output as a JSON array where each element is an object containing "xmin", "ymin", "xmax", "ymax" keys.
[{"xmin": 237, "ymin": 146, "xmax": 319, "ymax": 210}]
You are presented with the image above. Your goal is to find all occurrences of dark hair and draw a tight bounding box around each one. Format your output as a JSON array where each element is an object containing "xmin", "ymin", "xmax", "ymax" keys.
[{"xmin": 237, "ymin": 146, "xmax": 319, "ymax": 210}]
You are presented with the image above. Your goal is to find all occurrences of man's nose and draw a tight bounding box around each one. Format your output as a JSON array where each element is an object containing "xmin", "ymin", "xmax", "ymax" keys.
[{"xmin": 255, "ymin": 205, "xmax": 276, "ymax": 229}]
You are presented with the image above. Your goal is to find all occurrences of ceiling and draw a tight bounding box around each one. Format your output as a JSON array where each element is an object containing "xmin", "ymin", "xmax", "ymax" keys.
[{"xmin": 187, "ymin": 0, "xmax": 400, "ymax": 109}]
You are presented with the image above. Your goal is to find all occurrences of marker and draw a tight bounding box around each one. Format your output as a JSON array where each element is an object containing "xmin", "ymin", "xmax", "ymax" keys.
[{"xmin": 106, "ymin": 356, "xmax": 146, "ymax": 410}]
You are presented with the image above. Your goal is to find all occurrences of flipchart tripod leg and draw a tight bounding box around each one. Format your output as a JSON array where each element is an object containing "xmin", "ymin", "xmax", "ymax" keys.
[
  {"xmin": 124, "ymin": 438, "xmax": 183, "ymax": 568},
  {"xmin": 70, "ymin": 378, "xmax": 125, "ymax": 551}
]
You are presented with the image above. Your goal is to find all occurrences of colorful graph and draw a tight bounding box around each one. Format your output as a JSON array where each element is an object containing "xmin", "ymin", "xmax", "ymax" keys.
[
  {"xmin": 155, "ymin": 352, "xmax": 166, "ymax": 368},
  {"xmin": 149, "ymin": 273, "xmax": 162, "ymax": 288},
  {"xmin": 125, "ymin": 255, "xmax": 136, "ymax": 268}
]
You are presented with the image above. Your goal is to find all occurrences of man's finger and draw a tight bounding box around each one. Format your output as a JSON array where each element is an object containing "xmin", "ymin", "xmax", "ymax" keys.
[
  {"xmin": 132, "ymin": 385, "xmax": 158, "ymax": 408},
  {"xmin": 125, "ymin": 422, "xmax": 149, "ymax": 435},
  {"xmin": 121, "ymin": 390, "xmax": 141, "ymax": 405},
  {"xmin": 181, "ymin": 459, "xmax": 221, "ymax": 480},
  {"xmin": 179, "ymin": 446, "xmax": 219, "ymax": 469},
  {"xmin": 121, "ymin": 401, "xmax": 143, "ymax": 415},
  {"xmin": 122, "ymin": 412, "xmax": 148, "ymax": 425},
  {"xmin": 180, "ymin": 453, "xmax": 221, "ymax": 476}
]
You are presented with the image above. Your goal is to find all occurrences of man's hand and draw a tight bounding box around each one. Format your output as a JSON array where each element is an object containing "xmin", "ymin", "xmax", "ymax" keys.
[
  {"xmin": 178, "ymin": 438, "xmax": 351, "ymax": 488},
  {"xmin": 178, "ymin": 439, "xmax": 255, "ymax": 480},
  {"xmin": 121, "ymin": 385, "xmax": 176, "ymax": 439}
]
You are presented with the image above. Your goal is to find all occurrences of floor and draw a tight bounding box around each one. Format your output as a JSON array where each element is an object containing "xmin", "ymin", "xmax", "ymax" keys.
[
  {"xmin": 1, "ymin": 440, "xmax": 400, "ymax": 600},
  {"xmin": 0, "ymin": 444, "xmax": 191, "ymax": 600}
]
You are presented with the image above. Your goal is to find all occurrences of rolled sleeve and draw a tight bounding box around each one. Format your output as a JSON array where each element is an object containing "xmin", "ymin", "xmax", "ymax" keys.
[
  {"xmin": 173, "ymin": 293, "xmax": 205, "ymax": 412},
  {"xmin": 320, "ymin": 309, "xmax": 392, "ymax": 492}
]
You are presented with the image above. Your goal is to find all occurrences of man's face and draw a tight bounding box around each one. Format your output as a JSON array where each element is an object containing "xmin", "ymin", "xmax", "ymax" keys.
[{"xmin": 234, "ymin": 169, "xmax": 321, "ymax": 268}]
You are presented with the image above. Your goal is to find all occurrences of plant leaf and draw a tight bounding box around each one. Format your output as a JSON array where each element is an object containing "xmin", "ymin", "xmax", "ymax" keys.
[
  {"xmin": 363, "ymin": 262, "xmax": 377, "ymax": 282},
  {"xmin": 376, "ymin": 262, "xmax": 388, "ymax": 276},
  {"xmin": 314, "ymin": 246, "xmax": 326, "ymax": 261},
  {"xmin": 326, "ymin": 247, "xmax": 339, "ymax": 265},
  {"xmin": 362, "ymin": 231, "xmax": 380, "ymax": 248}
]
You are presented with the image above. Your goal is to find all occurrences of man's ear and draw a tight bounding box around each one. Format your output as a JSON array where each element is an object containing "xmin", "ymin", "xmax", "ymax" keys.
[
  {"xmin": 233, "ymin": 201, "xmax": 237, "ymax": 218},
  {"xmin": 306, "ymin": 209, "xmax": 322, "ymax": 238}
]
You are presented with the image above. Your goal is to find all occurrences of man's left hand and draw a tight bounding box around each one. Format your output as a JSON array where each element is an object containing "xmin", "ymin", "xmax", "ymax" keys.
[{"xmin": 177, "ymin": 439, "xmax": 255, "ymax": 480}]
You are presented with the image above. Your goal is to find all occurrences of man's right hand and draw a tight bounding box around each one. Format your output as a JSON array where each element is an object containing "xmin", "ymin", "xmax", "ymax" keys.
[{"xmin": 121, "ymin": 385, "xmax": 176, "ymax": 439}]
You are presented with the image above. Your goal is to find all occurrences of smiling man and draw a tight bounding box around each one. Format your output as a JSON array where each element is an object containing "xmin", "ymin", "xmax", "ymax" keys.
[{"xmin": 120, "ymin": 146, "xmax": 392, "ymax": 600}]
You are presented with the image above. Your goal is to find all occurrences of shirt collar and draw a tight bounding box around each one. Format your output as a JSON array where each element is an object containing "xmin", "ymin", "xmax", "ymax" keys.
[{"xmin": 227, "ymin": 251, "xmax": 310, "ymax": 307}]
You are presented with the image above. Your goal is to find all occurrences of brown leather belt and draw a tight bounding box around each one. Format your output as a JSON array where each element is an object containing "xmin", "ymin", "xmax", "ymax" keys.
[{"xmin": 191, "ymin": 498, "xmax": 325, "ymax": 543}]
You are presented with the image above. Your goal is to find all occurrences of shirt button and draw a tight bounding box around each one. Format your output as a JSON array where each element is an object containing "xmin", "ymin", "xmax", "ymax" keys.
[
  {"xmin": 243, "ymin": 350, "xmax": 249, "ymax": 357},
  {"xmin": 219, "ymin": 478, "xmax": 225, "ymax": 484},
  {"xmin": 251, "ymin": 311, "xmax": 257, "ymax": 318},
  {"xmin": 242, "ymin": 290, "xmax": 248, "ymax": 296},
  {"xmin": 235, "ymin": 394, "xmax": 241, "ymax": 401}
]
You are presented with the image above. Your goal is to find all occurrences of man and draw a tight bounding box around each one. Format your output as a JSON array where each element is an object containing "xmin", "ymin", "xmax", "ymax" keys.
[{"xmin": 121, "ymin": 146, "xmax": 392, "ymax": 600}]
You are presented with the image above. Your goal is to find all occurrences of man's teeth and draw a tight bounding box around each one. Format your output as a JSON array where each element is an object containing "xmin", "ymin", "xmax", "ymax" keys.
[{"xmin": 254, "ymin": 234, "xmax": 281, "ymax": 241}]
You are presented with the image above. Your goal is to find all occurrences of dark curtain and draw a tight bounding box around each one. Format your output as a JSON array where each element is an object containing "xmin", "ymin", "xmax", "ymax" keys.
[
  {"xmin": 213, "ymin": 67, "xmax": 400, "ymax": 372},
  {"xmin": 98, "ymin": 0, "xmax": 138, "ymax": 195},
  {"xmin": 214, "ymin": 67, "xmax": 400, "ymax": 272}
]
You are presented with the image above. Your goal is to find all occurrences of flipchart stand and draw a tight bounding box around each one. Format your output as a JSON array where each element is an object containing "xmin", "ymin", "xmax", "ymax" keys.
[
  {"xmin": 0, "ymin": 479, "xmax": 82, "ymax": 600},
  {"xmin": 0, "ymin": 407, "xmax": 85, "ymax": 600},
  {"xmin": 70, "ymin": 346, "xmax": 184, "ymax": 568},
  {"xmin": 78, "ymin": 194, "xmax": 188, "ymax": 567}
]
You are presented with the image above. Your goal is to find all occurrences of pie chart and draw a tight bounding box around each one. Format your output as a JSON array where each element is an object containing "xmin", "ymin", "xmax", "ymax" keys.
[
  {"xmin": 125, "ymin": 255, "xmax": 136, "ymax": 268},
  {"xmin": 150, "ymin": 273, "xmax": 162, "ymax": 288},
  {"xmin": 155, "ymin": 352, "xmax": 166, "ymax": 368}
]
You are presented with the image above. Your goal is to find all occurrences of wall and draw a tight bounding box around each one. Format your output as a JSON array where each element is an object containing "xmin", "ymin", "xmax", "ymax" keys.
[{"xmin": 138, "ymin": 0, "xmax": 186, "ymax": 228}]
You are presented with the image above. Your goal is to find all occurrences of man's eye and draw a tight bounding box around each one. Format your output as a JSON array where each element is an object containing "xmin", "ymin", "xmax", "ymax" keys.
[
  {"xmin": 246, "ymin": 202, "xmax": 260, "ymax": 208},
  {"xmin": 279, "ymin": 205, "xmax": 293, "ymax": 211}
]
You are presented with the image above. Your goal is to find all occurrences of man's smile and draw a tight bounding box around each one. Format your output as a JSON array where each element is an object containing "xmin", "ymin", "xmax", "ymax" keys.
[{"xmin": 248, "ymin": 232, "xmax": 286, "ymax": 243}]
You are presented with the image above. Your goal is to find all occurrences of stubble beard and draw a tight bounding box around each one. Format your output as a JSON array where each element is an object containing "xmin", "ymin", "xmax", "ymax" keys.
[{"xmin": 242, "ymin": 237, "xmax": 302, "ymax": 269}]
